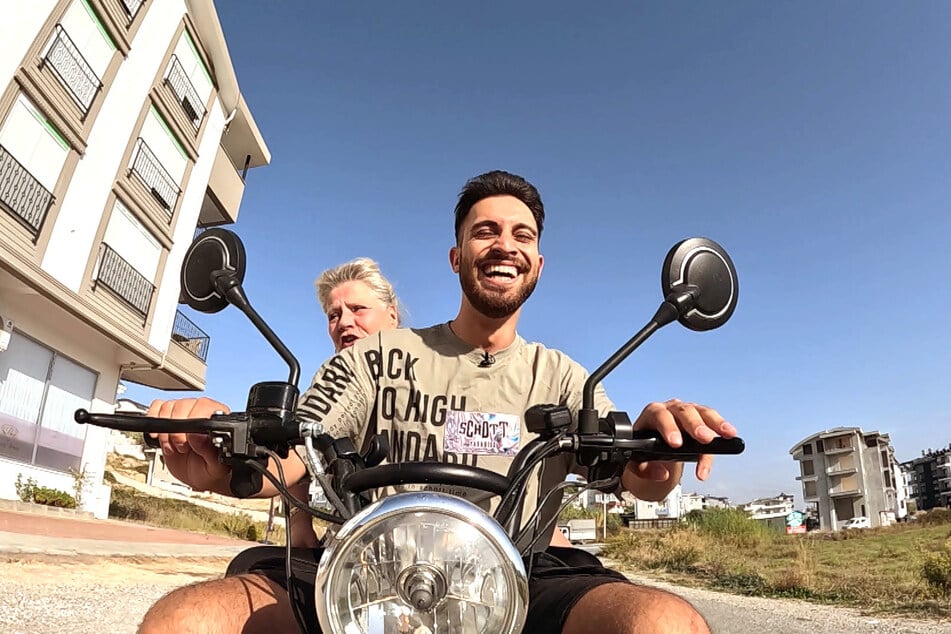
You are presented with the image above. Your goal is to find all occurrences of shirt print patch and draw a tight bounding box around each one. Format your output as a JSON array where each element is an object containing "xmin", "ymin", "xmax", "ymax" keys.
[{"xmin": 444, "ymin": 410, "xmax": 520, "ymax": 456}]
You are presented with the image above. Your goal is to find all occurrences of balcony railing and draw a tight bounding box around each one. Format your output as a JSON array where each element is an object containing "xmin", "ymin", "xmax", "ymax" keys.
[
  {"xmin": 164, "ymin": 55, "xmax": 206, "ymax": 130},
  {"xmin": 130, "ymin": 139, "xmax": 180, "ymax": 216},
  {"xmin": 121, "ymin": 0, "xmax": 144, "ymax": 21},
  {"xmin": 0, "ymin": 144, "xmax": 54, "ymax": 237},
  {"xmin": 43, "ymin": 25, "xmax": 102, "ymax": 115},
  {"xmin": 171, "ymin": 309, "xmax": 210, "ymax": 361},
  {"xmin": 95, "ymin": 243, "xmax": 154, "ymax": 317}
]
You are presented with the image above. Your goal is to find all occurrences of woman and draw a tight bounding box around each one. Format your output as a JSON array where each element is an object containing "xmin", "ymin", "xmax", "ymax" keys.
[{"xmin": 288, "ymin": 257, "xmax": 401, "ymax": 547}]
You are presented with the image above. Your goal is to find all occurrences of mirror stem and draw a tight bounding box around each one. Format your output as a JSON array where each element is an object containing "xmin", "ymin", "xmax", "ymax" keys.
[
  {"xmin": 212, "ymin": 270, "xmax": 301, "ymax": 386},
  {"xmin": 578, "ymin": 301, "xmax": 680, "ymax": 434}
]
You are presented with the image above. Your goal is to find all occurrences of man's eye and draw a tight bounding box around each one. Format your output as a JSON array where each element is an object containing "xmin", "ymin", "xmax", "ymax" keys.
[
  {"xmin": 515, "ymin": 232, "xmax": 535, "ymax": 242},
  {"xmin": 328, "ymin": 313, "xmax": 339, "ymax": 322}
]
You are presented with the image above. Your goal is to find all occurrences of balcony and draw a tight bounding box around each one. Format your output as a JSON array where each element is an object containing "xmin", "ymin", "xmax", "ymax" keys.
[
  {"xmin": 130, "ymin": 139, "xmax": 180, "ymax": 217},
  {"xmin": 0, "ymin": 144, "xmax": 54, "ymax": 237},
  {"xmin": 827, "ymin": 463, "xmax": 857, "ymax": 476},
  {"xmin": 171, "ymin": 310, "xmax": 210, "ymax": 361},
  {"xmin": 94, "ymin": 243, "xmax": 154, "ymax": 318},
  {"xmin": 828, "ymin": 484, "xmax": 861, "ymax": 497},
  {"xmin": 823, "ymin": 439, "xmax": 854, "ymax": 455},
  {"xmin": 164, "ymin": 55, "xmax": 205, "ymax": 130},
  {"xmin": 43, "ymin": 25, "xmax": 102, "ymax": 116},
  {"xmin": 199, "ymin": 144, "xmax": 246, "ymax": 226},
  {"xmin": 121, "ymin": 0, "xmax": 144, "ymax": 21}
]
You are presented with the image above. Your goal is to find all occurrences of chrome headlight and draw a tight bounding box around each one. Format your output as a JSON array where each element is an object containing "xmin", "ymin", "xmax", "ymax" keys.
[{"xmin": 315, "ymin": 492, "xmax": 527, "ymax": 634}]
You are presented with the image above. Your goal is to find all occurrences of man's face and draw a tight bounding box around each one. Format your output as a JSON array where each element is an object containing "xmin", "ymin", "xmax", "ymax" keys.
[{"xmin": 450, "ymin": 195, "xmax": 544, "ymax": 319}]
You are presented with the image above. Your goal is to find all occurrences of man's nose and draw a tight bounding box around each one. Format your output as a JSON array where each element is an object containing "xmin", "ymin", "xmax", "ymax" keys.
[{"xmin": 493, "ymin": 232, "xmax": 518, "ymax": 254}]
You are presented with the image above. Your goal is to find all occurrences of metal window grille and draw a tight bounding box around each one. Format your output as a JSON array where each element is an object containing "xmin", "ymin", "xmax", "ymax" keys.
[
  {"xmin": 129, "ymin": 138, "xmax": 180, "ymax": 217},
  {"xmin": 164, "ymin": 55, "xmax": 206, "ymax": 130},
  {"xmin": 95, "ymin": 243, "xmax": 155, "ymax": 317},
  {"xmin": 0, "ymin": 144, "xmax": 54, "ymax": 237},
  {"xmin": 171, "ymin": 310, "xmax": 210, "ymax": 361},
  {"xmin": 43, "ymin": 25, "xmax": 102, "ymax": 115}
]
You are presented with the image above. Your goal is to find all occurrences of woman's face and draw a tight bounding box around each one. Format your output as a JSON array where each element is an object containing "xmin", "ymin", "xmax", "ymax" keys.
[{"xmin": 326, "ymin": 280, "xmax": 399, "ymax": 352}]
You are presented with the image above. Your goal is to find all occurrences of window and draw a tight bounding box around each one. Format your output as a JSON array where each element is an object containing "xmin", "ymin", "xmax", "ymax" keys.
[
  {"xmin": 93, "ymin": 200, "xmax": 160, "ymax": 316},
  {"xmin": 0, "ymin": 332, "xmax": 97, "ymax": 472},
  {"xmin": 0, "ymin": 95, "xmax": 70, "ymax": 193},
  {"xmin": 172, "ymin": 31, "xmax": 213, "ymax": 109},
  {"xmin": 804, "ymin": 481, "xmax": 817, "ymax": 498},
  {"xmin": 816, "ymin": 439, "xmax": 824, "ymax": 453},
  {"xmin": 803, "ymin": 443, "xmax": 813, "ymax": 456},
  {"xmin": 802, "ymin": 460, "xmax": 815, "ymax": 476}
]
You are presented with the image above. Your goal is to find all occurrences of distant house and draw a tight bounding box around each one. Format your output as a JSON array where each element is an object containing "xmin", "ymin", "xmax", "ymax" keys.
[
  {"xmin": 742, "ymin": 493, "xmax": 794, "ymax": 520},
  {"xmin": 790, "ymin": 427, "xmax": 904, "ymax": 530},
  {"xmin": 901, "ymin": 444, "xmax": 951, "ymax": 511},
  {"xmin": 680, "ymin": 492, "xmax": 732, "ymax": 515},
  {"xmin": 620, "ymin": 485, "xmax": 682, "ymax": 520}
]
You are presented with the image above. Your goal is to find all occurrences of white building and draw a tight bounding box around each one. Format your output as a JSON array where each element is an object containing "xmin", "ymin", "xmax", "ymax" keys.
[
  {"xmin": 0, "ymin": 0, "xmax": 269, "ymax": 517},
  {"xmin": 743, "ymin": 493, "xmax": 794, "ymax": 521},
  {"xmin": 620, "ymin": 484, "xmax": 683, "ymax": 520}
]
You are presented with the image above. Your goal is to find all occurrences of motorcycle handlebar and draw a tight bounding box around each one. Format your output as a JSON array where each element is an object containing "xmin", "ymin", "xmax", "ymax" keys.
[{"xmin": 341, "ymin": 463, "xmax": 511, "ymax": 497}]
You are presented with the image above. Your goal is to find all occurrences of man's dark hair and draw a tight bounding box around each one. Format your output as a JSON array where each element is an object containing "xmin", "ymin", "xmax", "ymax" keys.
[{"xmin": 453, "ymin": 170, "xmax": 545, "ymax": 243}]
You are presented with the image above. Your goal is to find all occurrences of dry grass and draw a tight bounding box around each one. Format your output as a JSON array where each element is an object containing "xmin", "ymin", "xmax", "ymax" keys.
[
  {"xmin": 602, "ymin": 508, "xmax": 951, "ymax": 618},
  {"xmin": 108, "ymin": 483, "xmax": 287, "ymax": 545}
]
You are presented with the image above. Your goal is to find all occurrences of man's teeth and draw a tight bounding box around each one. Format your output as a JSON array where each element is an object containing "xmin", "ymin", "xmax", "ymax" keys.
[{"xmin": 484, "ymin": 264, "xmax": 518, "ymax": 278}]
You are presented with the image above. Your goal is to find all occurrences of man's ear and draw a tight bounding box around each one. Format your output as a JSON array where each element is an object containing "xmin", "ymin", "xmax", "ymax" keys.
[
  {"xmin": 386, "ymin": 304, "xmax": 399, "ymax": 327},
  {"xmin": 537, "ymin": 253, "xmax": 545, "ymax": 278},
  {"xmin": 449, "ymin": 246, "xmax": 460, "ymax": 273}
]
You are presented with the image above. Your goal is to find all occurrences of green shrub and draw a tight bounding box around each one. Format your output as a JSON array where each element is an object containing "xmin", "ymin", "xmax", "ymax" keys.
[
  {"xmin": 921, "ymin": 539, "xmax": 951, "ymax": 596},
  {"xmin": 14, "ymin": 474, "xmax": 37, "ymax": 503},
  {"xmin": 31, "ymin": 486, "xmax": 78, "ymax": 508}
]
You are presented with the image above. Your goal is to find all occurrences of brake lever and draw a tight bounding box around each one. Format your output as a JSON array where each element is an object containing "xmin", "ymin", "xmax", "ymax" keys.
[{"xmin": 576, "ymin": 431, "xmax": 745, "ymax": 463}]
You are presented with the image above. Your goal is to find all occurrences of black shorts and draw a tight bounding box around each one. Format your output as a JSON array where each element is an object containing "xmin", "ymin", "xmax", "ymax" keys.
[{"xmin": 227, "ymin": 545, "xmax": 630, "ymax": 633}]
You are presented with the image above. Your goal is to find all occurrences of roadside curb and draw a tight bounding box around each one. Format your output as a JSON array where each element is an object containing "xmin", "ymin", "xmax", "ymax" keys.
[{"xmin": 0, "ymin": 499, "xmax": 94, "ymax": 519}]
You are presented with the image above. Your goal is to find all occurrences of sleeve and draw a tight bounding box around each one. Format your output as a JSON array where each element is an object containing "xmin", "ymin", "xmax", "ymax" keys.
[{"xmin": 296, "ymin": 338, "xmax": 377, "ymax": 444}]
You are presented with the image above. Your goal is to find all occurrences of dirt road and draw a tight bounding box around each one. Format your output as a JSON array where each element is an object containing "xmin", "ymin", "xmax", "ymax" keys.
[{"xmin": 2, "ymin": 555, "xmax": 950, "ymax": 634}]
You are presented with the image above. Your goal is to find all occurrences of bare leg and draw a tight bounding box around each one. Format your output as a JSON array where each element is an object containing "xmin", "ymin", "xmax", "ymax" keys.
[
  {"xmin": 563, "ymin": 582, "xmax": 710, "ymax": 634},
  {"xmin": 138, "ymin": 574, "xmax": 301, "ymax": 634},
  {"xmin": 287, "ymin": 480, "xmax": 320, "ymax": 548}
]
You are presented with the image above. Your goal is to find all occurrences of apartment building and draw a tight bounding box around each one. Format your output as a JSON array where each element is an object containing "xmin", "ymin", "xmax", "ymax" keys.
[
  {"xmin": 901, "ymin": 445, "xmax": 951, "ymax": 511},
  {"xmin": 0, "ymin": 0, "xmax": 269, "ymax": 517},
  {"xmin": 742, "ymin": 493, "xmax": 794, "ymax": 521},
  {"xmin": 790, "ymin": 427, "xmax": 905, "ymax": 530}
]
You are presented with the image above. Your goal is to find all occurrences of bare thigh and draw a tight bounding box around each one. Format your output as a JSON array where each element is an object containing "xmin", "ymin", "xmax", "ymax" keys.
[{"xmin": 138, "ymin": 573, "xmax": 301, "ymax": 634}]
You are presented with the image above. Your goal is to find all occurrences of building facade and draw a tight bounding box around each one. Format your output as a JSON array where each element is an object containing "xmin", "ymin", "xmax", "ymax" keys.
[
  {"xmin": 742, "ymin": 493, "xmax": 794, "ymax": 521},
  {"xmin": 0, "ymin": 0, "xmax": 269, "ymax": 517},
  {"xmin": 790, "ymin": 427, "xmax": 905, "ymax": 530},
  {"xmin": 901, "ymin": 445, "xmax": 951, "ymax": 511}
]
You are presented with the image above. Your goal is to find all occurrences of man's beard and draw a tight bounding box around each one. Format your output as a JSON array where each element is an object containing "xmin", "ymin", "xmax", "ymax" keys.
[{"xmin": 459, "ymin": 264, "xmax": 539, "ymax": 319}]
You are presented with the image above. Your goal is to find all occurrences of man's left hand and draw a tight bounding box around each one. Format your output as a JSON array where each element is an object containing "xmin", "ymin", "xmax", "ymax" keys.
[{"xmin": 620, "ymin": 399, "xmax": 736, "ymax": 501}]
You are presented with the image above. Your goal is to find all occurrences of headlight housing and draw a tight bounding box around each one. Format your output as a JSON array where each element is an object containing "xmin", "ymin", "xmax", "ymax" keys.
[{"xmin": 315, "ymin": 492, "xmax": 528, "ymax": 634}]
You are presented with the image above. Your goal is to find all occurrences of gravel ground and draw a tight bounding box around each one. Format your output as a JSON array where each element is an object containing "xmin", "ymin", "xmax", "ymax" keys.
[
  {"xmin": 2, "ymin": 555, "xmax": 950, "ymax": 634},
  {"xmin": 0, "ymin": 556, "xmax": 224, "ymax": 634}
]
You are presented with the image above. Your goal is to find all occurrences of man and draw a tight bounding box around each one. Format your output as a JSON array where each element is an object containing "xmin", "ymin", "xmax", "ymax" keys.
[{"xmin": 141, "ymin": 170, "xmax": 735, "ymax": 633}]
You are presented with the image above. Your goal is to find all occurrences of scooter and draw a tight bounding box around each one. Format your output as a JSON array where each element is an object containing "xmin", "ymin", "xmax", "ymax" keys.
[{"xmin": 75, "ymin": 228, "xmax": 744, "ymax": 633}]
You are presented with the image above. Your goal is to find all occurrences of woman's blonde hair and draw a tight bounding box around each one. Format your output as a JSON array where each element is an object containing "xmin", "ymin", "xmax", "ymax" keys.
[{"xmin": 315, "ymin": 257, "xmax": 402, "ymax": 325}]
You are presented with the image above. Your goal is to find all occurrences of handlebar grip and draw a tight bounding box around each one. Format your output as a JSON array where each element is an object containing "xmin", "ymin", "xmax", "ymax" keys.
[{"xmin": 230, "ymin": 461, "xmax": 264, "ymax": 498}]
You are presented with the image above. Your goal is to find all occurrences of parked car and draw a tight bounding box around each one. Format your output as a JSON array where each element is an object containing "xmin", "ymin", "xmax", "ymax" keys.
[{"xmin": 841, "ymin": 516, "xmax": 871, "ymax": 530}]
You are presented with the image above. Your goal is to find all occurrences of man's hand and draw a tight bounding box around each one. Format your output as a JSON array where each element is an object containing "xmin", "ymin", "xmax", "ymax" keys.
[
  {"xmin": 147, "ymin": 397, "xmax": 235, "ymax": 496},
  {"xmin": 620, "ymin": 399, "xmax": 736, "ymax": 501}
]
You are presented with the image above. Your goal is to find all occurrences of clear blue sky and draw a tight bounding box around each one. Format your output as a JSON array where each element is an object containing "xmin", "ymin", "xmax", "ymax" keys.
[{"xmin": 127, "ymin": 1, "xmax": 951, "ymax": 506}]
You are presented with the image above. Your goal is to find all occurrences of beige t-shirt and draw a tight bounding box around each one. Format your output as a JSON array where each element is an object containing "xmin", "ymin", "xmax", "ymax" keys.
[{"xmin": 297, "ymin": 323, "xmax": 615, "ymax": 550}]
